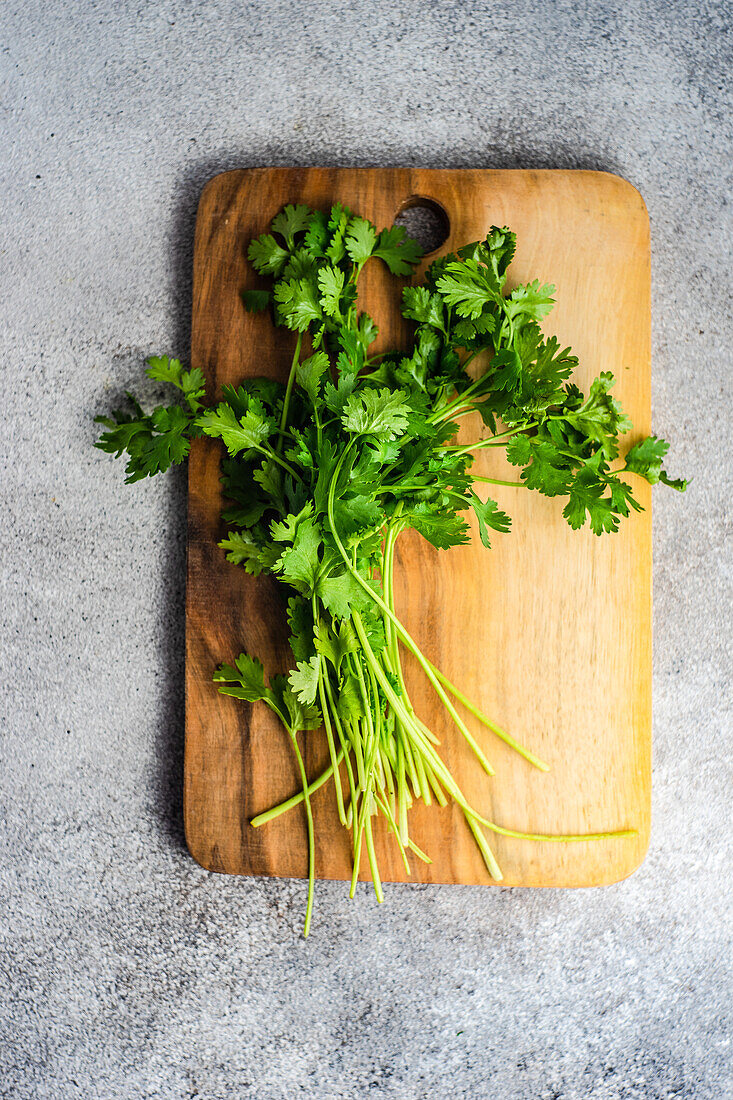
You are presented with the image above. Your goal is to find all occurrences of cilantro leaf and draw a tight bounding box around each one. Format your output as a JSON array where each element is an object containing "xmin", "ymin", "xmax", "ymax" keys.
[
  {"xmin": 325, "ymin": 204, "xmax": 351, "ymax": 263},
  {"xmin": 402, "ymin": 286, "xmax": 445, "ymax": 330},
  {"xmin": 317, "ymin": 265, "xmax": 346, "ymax": 318},
  {"xmin": 506, "ymin": 435, "xmax": 573, "ymax": 497},
  {"xmin": 272, "ymin": 676, "xmax": 322, "ymax": 732},
  {"xmin": 331, "ymin": 494, "xmax": 383, "ymax": 537},
  {"xmin": 403, "ymin": 503, "xmax": 471, "ymax": 549},
  {"xmin": 304, "ymin": 210, "xmax": 329, "ymax": 257},
  {"xmin": 248, "ymin": 234, "xmax": 289, "ymax": 276},
  {"xmin": 314, "ymin": 619, "xmax": 358, "ymax": 671},
  {"xmin": 563, "ymin": 372, "xmax": 633, "ymax": 459},
  {"xmin": 484, "ymin": 226, "xmax": 516, "ymax": 283},
  {"xmin": 624, "ymin": 435, "xmax": 688, "ymax": 491},
  {"xmin": 283, "ymin": 249, "xmax": 317, "ymax": 281},
  {"xmin": 219, "ymin": 531, "xmax": 268, "ymax": 573},
  {"xmin": 146, "ymin": 356, "xmax": 206, "ymax": 410},
  {"xmin": 357, "ymin": 312, "xmax": 378, "ymax": 352},
  {"xmin": 318, "ymin": 571, "xmax": 373, "ymax": 619},
  {"xmin": 469, "ymin": 493, "xmax": 512, "ymax": 549},
  {"xmin": 288, "ymin": 655, "xmax": 321, "ymax": 705},
  {"xmin": 341, "ymin": 388, "xmax": 411, "ymax": 440},
  {"xmin": 271, "ymin": 204, "xmax": 312, "ymax": 249},
  {"xmin": 274, "ymin": 515, "xmax": 322, "ymax": 594},
  {"xmin": 270, "ymin": 502, "xmax": 315, "ymax": 544},
  {"xmin": 607, "ymin": 476, "xmax": 642, "ymax": 517},
  {"xmin": 241, "ymin": 289, "xmax": 270, "ymax": 313},
  {"xmin": 562, "ymin": 468, "xmax": 619, "ymax": 535},
  {"xmin": 95, "ymin": 399, "xmax": 195, "ymax": 483},
  {"xmin": 273, "ymin": 276, "xmax": 323, "ymax": 332},
  {"xmin": 214, "ymin": 653, "xmax": 269, "ymax": 701},
  {"xmin": 345, "ymin": 217, "xmax": 377, "ymax": 265},
  {"xmin": 286, "ymin": 596, "xmax": 316, "ymax": 662},
  {"xmin": 435, "ymin": 261, "xmax": 499, "ymax": 319},
  {"xmin": 505, "ymin": 280, "xmax": 556, "ymax": 322},
  {"xmin": 197, "ymin": 403, "xmax": 272, "ymax": 455},
  {"xmin": 296, "ymin": 351, "xmax": 330, "ymax": 402},
  {"xmin": 373, "ymin": 225, "xmax": 423, "ymax": 275},
  {"xmin": 490, "ymin": 348, "xmax": 522, "ymax": 392},
  {"xmin": 336, "ymin": 674, "xmax": 366, "ymax": 725},
  {"xmin": 323, "ymin": 373, "xmax": 359, "ymax": 416}
]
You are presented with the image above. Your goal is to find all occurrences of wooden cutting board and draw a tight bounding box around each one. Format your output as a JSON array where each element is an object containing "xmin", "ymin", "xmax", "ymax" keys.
[{"xmin": 184, "ymin": 168, "xmax": 651, "ymax": 888}]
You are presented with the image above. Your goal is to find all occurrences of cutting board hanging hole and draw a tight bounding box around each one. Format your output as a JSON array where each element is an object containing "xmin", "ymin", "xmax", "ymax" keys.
[{"xmin": 393, "ymin": 196, "xmax": 450, "ymax": 255}]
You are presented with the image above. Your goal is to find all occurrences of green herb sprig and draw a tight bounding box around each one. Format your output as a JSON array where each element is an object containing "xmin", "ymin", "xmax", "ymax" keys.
[{"xmin": 96, "ymin": 203, "xmax": 685, "ymax": 935}]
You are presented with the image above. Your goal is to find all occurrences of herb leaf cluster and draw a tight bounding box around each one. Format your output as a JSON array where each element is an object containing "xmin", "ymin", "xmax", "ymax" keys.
[{"xmin": 97, "ymin": 203, "xmax": 684, "ymax": 935}]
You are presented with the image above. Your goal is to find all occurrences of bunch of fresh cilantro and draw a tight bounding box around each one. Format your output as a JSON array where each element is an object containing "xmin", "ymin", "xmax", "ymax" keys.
[{"xmin": 96, "ymin": 202, "xmax": 684, "ymax": 935}]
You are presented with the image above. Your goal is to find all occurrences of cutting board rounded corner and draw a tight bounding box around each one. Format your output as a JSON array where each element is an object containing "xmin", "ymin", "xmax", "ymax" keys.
[
  {"xmin": 593, "ymin": 827, "xmax": 652, "ymax": 888},
  {"xmin": 183, "ymin": 809, "xmax": 242, "ymax": 877},
  {"xmin": 582, "ymin": 169, "xmax": 650, "ymax": 228},
  {"xmin": 182, "ymin": 804, "xmax": 221, "ymax": 874},
  {"xmin": 196, "ymin": 168, "xmax": 245, "ymax": 211}
]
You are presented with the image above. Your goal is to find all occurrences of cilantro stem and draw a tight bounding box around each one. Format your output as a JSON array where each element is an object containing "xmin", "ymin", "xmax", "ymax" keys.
[
  {"xmin": 278, "ymin": 332, "xmax": 303, "ymax": 442},
  {"xmin": 483, "ymin": 821, "xmax": 637, "ymax": 842},
  {"xmin": 249, "ymin": 748, "xmax": 345, "ymax": 826},
  {"xmin": 447, "ymin": 424, "xmax": 536, "ymax": 457},
  {"xmin": 428, "ymin": 362, "xmax": 487, "ymax": 424},
  {"xmin": 316, "ymin": 668, "xmax": 346, "ymax": 826},
  {"xmin": 374, "ymin": 791, "xmax": 411, "ymax": 875},
  {"xmin": 412, "ymin": 744, "xmax": 432, "ymax": 805},
  {"xmin": 424, "ymin": 763, "xmax": 448, "ymax": 807},
  {"xmin": 328, "ymin": 462, "xmax": 496, "ymax": 776},
  {"xmin": 350, "ymin": 610, "xmax": 538, "ymax": 881},
  {"xmin": 410, "ymin": 720, "xmax": 633, "ymax": 843},
  {"xmin": 258, "ymin": 444, "xmax": 304, "ymax": 483},
  {"xmin": 382, "ymin": 518, "xmax": 402, "ymax": 668},
  {"xmin": 349, "ymin": 656, "xmax": 375, "ymax": 898},
  {"xmin": 407, "ymin": 838, "xmax": 432, "ymax": 864},
  {"xmin": 398, "ymin": 721, "xmax": 421, "ymax": 800},
  {"xmin": 321, "ymin": 671, "xmax": 358, "ymax": 820},
  {"xmin": 465, "ymin": 812, "xmax": 503, "ymax": 880},
  {"xmin": 287, "ymin": 727, "xmax": 315, "ymax": 936},
  {"xmin": 313, "ymin": 604, "xmax": 346, "ymax": 825},
  {"xmin": 353, "ymin": 661, "xmax": 385, "ymax": 903},
  {"xmin": 470, "ymin": 476, "xmax": 525, "ymax": 488},
  {"xmin": 364, "ymin": 812, "xmax": 384, "ymax": 903},
  {"xmin": 425, "ymin": 662, "xmax": 550, "ymax": 771}
]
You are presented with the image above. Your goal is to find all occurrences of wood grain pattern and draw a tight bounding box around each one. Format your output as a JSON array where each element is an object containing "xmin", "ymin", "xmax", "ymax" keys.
[{"xmin": 184, "ymin": 168, "xmax": 651, "ymax": 887}]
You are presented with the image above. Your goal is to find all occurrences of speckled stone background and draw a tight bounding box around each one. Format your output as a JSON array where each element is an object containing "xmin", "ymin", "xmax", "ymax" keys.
[{"xmin": 1, "ymin": 2, "xmax": 731, "ymax": 1098}]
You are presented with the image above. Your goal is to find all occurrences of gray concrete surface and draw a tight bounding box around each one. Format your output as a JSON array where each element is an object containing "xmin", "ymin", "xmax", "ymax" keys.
[{"xmin": 1, "ymin": 2, "xmax": 731, "ymax": 1097}]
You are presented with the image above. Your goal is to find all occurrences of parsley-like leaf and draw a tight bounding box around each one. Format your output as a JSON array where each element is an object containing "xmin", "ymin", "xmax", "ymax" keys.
[
  {"xmin": 373, "ymin": 225, "xmax": 424, "ymax": 275},
  {"xmin": 248, "ymin": 234, "xmax": 289, "ymax": 276},
  {"xmin": 624, "ymin": 435, "xmax": 687, "ymax": 490},
  {"xmin": 317, "ymin": 265, "xmax": 346, "ymax": 318},
  {"xmin": 288, "ymin": 655, "xmax": 321, "ymax": 705},
  {"xmin": 341, "ymin": 388, "xmax": 411, "ymax": 440},
  {"xmin": 469, "ymin": 493, "xmax": 512, "ymax": 549},
  {"xmin": 296, "ymin": 351, "xmax": 330, "ymax": 403},
  {"xmin": 345, "ymin": 217, "xmax": 378, "ymax": 265},
  {"xmin": 271, "ymin": 204, "xmax": 312, "ymax": 249},
  {"xmin": 241, "ymin": 289, "xmax": 270, "ymax": 313},
  {"xmin": 273, "ymin": 276, "xmax": 323, "ymax": 332},
  {"xmin": 197, "ymin": 403, "xmax": 272, "ymax": 455},
  {"xmin": 214, "ymin": 653, "xmax": 269, "ymax": 701}
]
